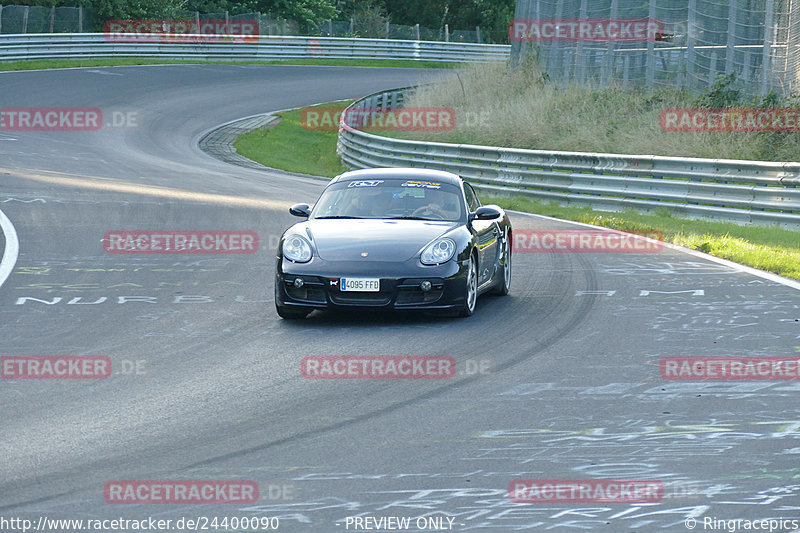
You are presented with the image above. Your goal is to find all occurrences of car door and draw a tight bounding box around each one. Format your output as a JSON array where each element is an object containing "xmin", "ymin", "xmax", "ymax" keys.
[{"xmin": 464, "ymin": 182, "xmax": 499, "ymax": 286}]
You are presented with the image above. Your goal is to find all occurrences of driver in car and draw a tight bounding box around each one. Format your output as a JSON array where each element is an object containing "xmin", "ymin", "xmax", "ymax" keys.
[{"xmin": 344, "ymin": 188, "xmax": 394, "ymax": 217}]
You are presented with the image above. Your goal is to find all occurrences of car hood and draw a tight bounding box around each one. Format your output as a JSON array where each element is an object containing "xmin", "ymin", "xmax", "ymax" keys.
[{"xmin": 303, "ymin": 219, "xmax": 457, "ymax": 262}]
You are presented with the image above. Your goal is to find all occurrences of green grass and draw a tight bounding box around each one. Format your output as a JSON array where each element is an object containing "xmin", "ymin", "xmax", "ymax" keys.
[
  {"xmin": 234, "ymin": 101, "xmax": 352, "ymax": 178},
  {"xmin": 0, "ymin": 57, "xmax": 456, "ymax": 72},
  {"xmin": 486, "ymin": 195, "xmax": 800, "ymax": 280}
]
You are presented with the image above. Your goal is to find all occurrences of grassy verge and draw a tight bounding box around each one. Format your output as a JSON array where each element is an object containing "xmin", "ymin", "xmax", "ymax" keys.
[
  {"xmin": 0, "ymin": 57, "xmax": 456, "ymax": 72},
  {"xmin": 234, "ymin": 101, "xmax": 352, "ymax": 178},
  {"xmin": 234, "ymin": 101, "xmax": 800, "ymax": 282}
]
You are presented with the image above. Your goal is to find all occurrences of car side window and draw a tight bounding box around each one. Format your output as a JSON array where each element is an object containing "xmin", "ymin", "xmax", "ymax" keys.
[{"xmin": 464, "ymin": 182, "xmax": 481, "ymax": 212}]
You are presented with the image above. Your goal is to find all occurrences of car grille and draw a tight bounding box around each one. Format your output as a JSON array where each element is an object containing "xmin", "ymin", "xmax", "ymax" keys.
[
  {"xmin": 395, "ymin": 278, "xmax": 444, "ymax": 305},
  {"xmin": 284, "ymin": 278, "xmax": 327, "ymax": 304},
  {"xmin": 329, "ymin": 292, "xmax": 392, "ymax": 306},
  {"xmin": 396, "ymin": 287, "xmax": 443, "ymax": 305}
]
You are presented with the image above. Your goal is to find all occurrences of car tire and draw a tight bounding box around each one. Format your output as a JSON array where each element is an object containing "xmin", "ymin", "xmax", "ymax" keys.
[
  {"xmin": 458, "ymin": 253, "xmax": 478, "ymax": 317},
  {"xmin": 493, "ymin": 228, "xmax": 511, "ymax": 296}
]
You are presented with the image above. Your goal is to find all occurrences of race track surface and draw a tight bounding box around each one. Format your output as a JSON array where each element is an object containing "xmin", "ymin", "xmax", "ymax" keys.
[{"xmin": 1, "ymin": 64, "xmax": 799, "ymax": 532}]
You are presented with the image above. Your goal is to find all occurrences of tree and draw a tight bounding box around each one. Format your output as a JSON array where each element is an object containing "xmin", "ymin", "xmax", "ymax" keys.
[{"xmin": 255, "ymin": 0, "xmax": 336, "ymax": 29}]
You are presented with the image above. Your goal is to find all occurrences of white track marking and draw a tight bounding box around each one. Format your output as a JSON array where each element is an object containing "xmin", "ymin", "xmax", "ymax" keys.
[{"xmin": 0, "ymin": 207, "xmax": 20, "ymax": 290}]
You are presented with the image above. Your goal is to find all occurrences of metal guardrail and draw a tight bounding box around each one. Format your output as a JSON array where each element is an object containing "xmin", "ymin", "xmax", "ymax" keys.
[
  {"xmin": 0, "ymin": 33, "xmax": 509, "ymax": 63},
  {"xmin": 338, "ymin": 88, "xmax": 800, "ymax": 228}
]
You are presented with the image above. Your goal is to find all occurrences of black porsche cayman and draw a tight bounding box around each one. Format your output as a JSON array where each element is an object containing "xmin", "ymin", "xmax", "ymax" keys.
[{"xmin": 275, "ymin": 168, "xmax": 511, "ymax": 318}]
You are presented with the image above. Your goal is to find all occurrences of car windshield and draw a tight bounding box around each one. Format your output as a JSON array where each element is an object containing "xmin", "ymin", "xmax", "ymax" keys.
[{"xmin": 311, "ymin": 177, "xmax": 464, "ymax": 221}]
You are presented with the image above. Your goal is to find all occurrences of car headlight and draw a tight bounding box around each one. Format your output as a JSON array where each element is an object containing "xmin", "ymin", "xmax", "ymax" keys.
[
  {"xmin": 420, "ymin": 238, "xmax": 456, "ymax": 265},
  {"xmin": 283, "ymin": 234, "xmax": 312, "ymax": 263}
]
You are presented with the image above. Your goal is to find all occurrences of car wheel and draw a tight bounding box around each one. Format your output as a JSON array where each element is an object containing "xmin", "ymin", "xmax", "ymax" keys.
[
  {"xmin": 493, "ymin": 228, "xmax": 511, "ymax": 295},
  {"xmin": 458, "ymin": 253, "xmax": 478, "ymax": 317}
]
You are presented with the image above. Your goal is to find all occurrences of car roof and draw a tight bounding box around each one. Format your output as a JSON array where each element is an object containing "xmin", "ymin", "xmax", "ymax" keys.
[{"xmin": 330, "ymin": 168, "xmax": 463, "ymax": 186}]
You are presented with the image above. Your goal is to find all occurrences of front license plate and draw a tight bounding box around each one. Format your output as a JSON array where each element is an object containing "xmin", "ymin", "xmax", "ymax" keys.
[{"xmin": 340, "ymin": 277, "xmax": 380, "ymax": 292}]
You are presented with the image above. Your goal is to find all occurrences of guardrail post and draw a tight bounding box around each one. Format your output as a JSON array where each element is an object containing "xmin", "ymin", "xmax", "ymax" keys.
[
  {"xmin": 645, "ymin": 0, "xmax": 656, "ymax": 87},
  {"xmin": 476, "ymin": 26, "xmax": 481, "ymax": 43},
  {"xmin": 445, "ymin": 24, "xmax": 449, "ymax": 42},
  {"xmin": 415, "ymin": 23, "xmax": 420, "ymax": 41},
  {"xmin": 761, "ymin": 0, "xmax": 775, "ymax": 96},
  {"xmin": 385, "ymin": 21, "xmax": 389, "ymax": 39},
  {"xmin": 328, "ymin": 18, "xmax": 333, "ymax": 36},
  {"xmin": 349, "ymin": 16, "xmax": 354, "ymax": 35},
  {"xmin": 725, "ymin": 0, "xmax": 738, "ymax": 74},
  {"xmin": 686, "ymin": 0, "xmax": 696, "ymax": 90}
]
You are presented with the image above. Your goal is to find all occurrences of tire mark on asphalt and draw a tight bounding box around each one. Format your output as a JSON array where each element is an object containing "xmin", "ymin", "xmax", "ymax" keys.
[{"xmin": 175, "ymin": 254, "xmax": 600, "ymax": 472}]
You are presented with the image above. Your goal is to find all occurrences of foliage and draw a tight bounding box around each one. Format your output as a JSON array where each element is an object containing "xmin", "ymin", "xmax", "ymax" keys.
[{"xmin": 9, "ymin": 0, "xmax": 512, "ymax": 42}]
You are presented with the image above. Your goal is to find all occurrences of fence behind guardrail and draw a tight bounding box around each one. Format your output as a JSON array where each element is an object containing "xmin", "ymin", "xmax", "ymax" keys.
[{"xmin": 510, "ymin": 0, "xmax": 800, "ymax": 98}]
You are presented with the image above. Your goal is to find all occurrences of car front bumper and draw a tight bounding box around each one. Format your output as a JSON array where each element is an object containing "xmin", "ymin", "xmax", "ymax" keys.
[{"xmin": 275, "ymin": 256, "xmax": 468, "ymax": 311}]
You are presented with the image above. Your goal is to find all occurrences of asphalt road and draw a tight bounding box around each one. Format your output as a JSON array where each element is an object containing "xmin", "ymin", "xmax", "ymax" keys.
[{"xmin": 1, "ymin": 64, "xmax": 799, "ymax": 533}]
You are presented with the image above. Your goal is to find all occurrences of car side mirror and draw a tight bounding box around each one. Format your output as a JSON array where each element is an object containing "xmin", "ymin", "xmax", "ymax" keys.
[
  {"xmin": 289, "ymin": 203, "xmax": 311, "ymax": 218},
  {"xmin": 470, "ymin": 206, "xmax": 502, "ymax": 221}
]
